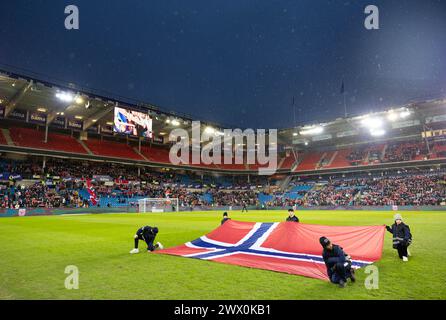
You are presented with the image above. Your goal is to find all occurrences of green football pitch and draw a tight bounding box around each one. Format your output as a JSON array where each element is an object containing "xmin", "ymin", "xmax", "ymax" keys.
[{"xmin": 0, "ymin": 210, "xmax": 445, "ymax": 300}]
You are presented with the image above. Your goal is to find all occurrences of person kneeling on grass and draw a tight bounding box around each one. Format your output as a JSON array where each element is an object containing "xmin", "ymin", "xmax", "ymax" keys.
[
  {"xmin": 386, "ymin": 213, "xmax": 412, "ymax": 262},
  {"xmin": 221, "ymin": 212, "xmax": 231, "ymax": 225},
  {"xmin": 130, "ymin": 226, "xmax": 163, "ymax": 254},
  {"xmin": 320, "ymin": 236, "xmax": 356, "ymax": 288}
]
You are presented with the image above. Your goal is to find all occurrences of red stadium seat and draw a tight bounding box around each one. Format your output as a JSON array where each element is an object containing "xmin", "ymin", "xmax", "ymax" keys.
[
  {"xmin": 0, "ymin": 130, "xmax": 7, "ymax": 146},
  {"xmin": 9, "ymin": 127, "xmax": 88, "ymax": 154},
  {"xmin": 325, "ymin": 148, "xmax": 353, "ymax": 169},
  {"xmin": 84, "ymin": 138, "xmax": 143, "ymax": 160},
  {"xmin": 295, "ymin": 152, "xmax": 324, "ymax": 171}
]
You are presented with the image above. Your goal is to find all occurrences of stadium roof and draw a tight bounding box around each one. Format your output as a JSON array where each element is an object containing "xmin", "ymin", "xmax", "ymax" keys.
[{"xmin": 1, "ymin": 68, "xmax": 445, "ymax": 149}]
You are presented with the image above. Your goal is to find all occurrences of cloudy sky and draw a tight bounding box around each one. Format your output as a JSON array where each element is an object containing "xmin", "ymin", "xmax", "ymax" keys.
[{"xmin": 1, "ymin": 0, "xmax": 445, "ymax": 128}]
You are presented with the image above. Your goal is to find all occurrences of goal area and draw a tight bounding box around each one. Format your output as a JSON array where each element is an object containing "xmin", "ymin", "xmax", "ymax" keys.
[{"xmin": 138, "ymin": 198, "xmax": 179, "ymax": 213}]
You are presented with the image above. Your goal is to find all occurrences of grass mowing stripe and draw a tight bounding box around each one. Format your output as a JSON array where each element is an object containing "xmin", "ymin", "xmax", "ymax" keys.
[{"xmin": 0, "ymin": 210, "xmax": 444, "ymax": 299}]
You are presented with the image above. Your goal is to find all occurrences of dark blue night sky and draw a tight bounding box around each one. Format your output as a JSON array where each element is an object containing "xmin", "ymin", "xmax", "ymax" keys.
[{"xmin": 1, "ymin": 0, "xmax": 445, "ymax": 128}]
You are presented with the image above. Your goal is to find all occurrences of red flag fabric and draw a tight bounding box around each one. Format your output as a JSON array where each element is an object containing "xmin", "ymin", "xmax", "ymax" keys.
[
  {"xmin": 156, "ymin": 220, "xmax": 386, "ymax": 281},
  {"xmin": 86, "ymin": 179, "xmax": 98, "ymax": 206}
]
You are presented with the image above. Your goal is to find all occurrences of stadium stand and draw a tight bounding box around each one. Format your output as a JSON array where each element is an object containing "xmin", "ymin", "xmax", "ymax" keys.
[
  {"xmin": 1, "ymin": 155, "xmax": 444, "ymax": 210},
  {"xmin": 84, "ymin": 138, "xmax": 144, "ymax": 160},
  {"xmin": 0, "ymin": 72, "xmax": 445, "ymax": 212},
  {"xmin": 9, "ymin": 127, "xmax": 88, "ymax": 154},
  {"xmin": 0, "ymin": 129, "xmax": 7, "ymax": 146},
  {"xmin": 278, "ymin": 153, "xmax": 298, "ymax": 170},
  {"xmin": 295, "ymin": 151, "xmax": 325, "ymax": 171},
  {"xmin": 326, "ymin": 148, "xmax": 353, "ymax": 168}
]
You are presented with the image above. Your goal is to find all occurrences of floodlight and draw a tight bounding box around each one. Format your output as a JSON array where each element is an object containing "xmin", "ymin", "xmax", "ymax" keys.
[
  {"xmin": 400, "ymin": 110, "xmax": 411, "ymax": 118},
  {"xmin": 370, "ymin": 129, "xmax": 385, "ymax": 136},
  {"xmin": 387, "ymin": 112, "xmax": 398, "ymax": 121},
  {"xmin": 299, "ymin": 126, "xmax": 323, "ymax": 135},
  {"xmin": 204, "ymin": 126, "xmax": 215, "ymax": 134},
  {"xmin": 56, "ymin": 92, "xmax": 74, "ymax": 103},
  {"xmin": 361, "ymin": 117, "xmax": 382, "ymax": 129}
]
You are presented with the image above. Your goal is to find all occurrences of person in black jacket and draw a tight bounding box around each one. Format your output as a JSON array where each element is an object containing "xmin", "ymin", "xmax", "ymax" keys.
[
  {"xmin": 130, "ymin": 226, "xmax": 163, "ymax": 254},
  {"xmin": 221, "ymin": 212, "xmax": 231, "ymax": 225},
  {"xmin": 320, "ymin": 236, "xmax": 356, "ymax": 288},
  {"xmin": 386, "ymin": 213, "xmax": 412, "ymax": 261},
  {"xmin": 286, "ymin": 208, "xmax": 299, "ymax": 222},
  {"xmin": 241, "ymin": 201, "xmax": 248, "ymax": 213}
]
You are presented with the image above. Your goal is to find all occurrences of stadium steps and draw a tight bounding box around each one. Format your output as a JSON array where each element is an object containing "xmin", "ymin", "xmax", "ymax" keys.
[
  {"xmin": 78, "ymin": 139, "xmax": 93, "ymax": 155},
  {"xmin": 277, "ymin": 157, "xmax": 286, "ymax": 170},
  {"xmin": 381, "ymin": 143, "xmax": 388, "ymax": 159},
  {"xmin": 1, "ymin": 128, "xmax": 14, "ymax": 146},
  {"xmin": 279, "ymin": 175, "xmax": 293, "ymax": 192},
  {"xmin": 316, "ymin": 152, "xmax": 327, "ymax": 169},
  {"xmin": 364, "ymin": 150, "xmax": 371, "ymax": 164},
  {"xmin": 133, "ymin": 147, "xmax": 149, "ymax": 161},
  {"xmin": 327, "ymin": 151, "xmax": 337, "ymax": 166}
]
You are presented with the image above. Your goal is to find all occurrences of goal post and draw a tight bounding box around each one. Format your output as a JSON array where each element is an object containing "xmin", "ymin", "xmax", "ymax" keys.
[{"xmin": 138, "ymin": 198, "xmax": 179, "ymax": 213}]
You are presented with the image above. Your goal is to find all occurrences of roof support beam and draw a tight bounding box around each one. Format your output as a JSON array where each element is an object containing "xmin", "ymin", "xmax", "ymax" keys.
[
  {"xmin": 46, "ymin": 111, "xmax": 59, "ymax": 125},
  {"xmin": 83, "ymin": 106, "xmax": 114, "ymax": 130},
  {"xmin": 5, "ymin": 80, "xmax": 33, "ymax": 117}
]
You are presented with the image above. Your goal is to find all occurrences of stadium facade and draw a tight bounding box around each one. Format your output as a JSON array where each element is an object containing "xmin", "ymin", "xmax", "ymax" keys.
[{"xmin": 0, "ymin": 69, "xmax": 445, "ymax": 216}]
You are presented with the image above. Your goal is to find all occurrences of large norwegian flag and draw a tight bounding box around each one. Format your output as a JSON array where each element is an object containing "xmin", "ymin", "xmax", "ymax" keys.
[{"xmin": 156, "ymin": 220, "xmax": 386, "ymax": 281}]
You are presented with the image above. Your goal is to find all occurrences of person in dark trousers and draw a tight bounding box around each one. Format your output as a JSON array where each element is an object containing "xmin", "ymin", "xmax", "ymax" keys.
[
  {"xmin": 386, "ymin": 213, "xmax": 412, "ymax": 261},
  {"xmin": 241, "ymin": 201, "xmax": 248, "ymax": 213},
  {"xmin": 221, "ymin": 212, "xmax": 231, "ymax": 225},
  {"xmin": 286, "ymin": 208, "xmax": 299, "ymax": 222},
  {"xmin": 130, "ymin": 226, "xmax": 163, "ymax": 254},
  {"xmin": 320, "ymin": 236, "xmax": 356, "ymax": 288}
]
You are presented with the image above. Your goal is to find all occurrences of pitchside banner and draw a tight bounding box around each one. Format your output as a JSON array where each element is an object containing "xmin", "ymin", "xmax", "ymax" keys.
[
  {"xmin": 67, "ymin": 118, "xmax": 83, "ymax": 131},
  {"xmin": 8, "ymin": 109, "xmax": 27, "ymax": 121},
  {"xmin": 51, "ymin": 116, "xmax": 66, "ymax": 128},
  {"xmin": 88, "ymin": 125, "xmax": 100, "ymax": 134},
  {"xmin": 101, "ymin": 125, "xmax": 113, "ymax": 135},
  {"xmin": 157, "ymin": 220, "xmax": 386, "ymax": 281},
  {"xmin": 152, "ymin": 135, "xmax": 164, "ymax": 143},
  {"xmin": 28, "ymin": 111, "xmax": 47, "ymax": 124}
]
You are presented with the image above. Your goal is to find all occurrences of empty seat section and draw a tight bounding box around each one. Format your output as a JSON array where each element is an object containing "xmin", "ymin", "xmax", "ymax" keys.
[
  {"xmin": 295, "ymin": 152, "xmax": 324, "ymax": 171},
  {"xmin": 0, "ymin": 130, "xmax": 6, "ymax": 145},
  {"xmin": 9, "ymin": 127, "xmax": 87, "ymax": 154},
  {"xmin": 279, "ymin": 154, "xmax": 297, "ymax": 170},
  {"xmin": 85, "ymin": 139, "xmax": 143, "ymax": 160},
  {"xmin": 326, "ymin": 149, "xmax": 352, "ymax": 168},
  {"xmin": 141, "ymin": 145, "xmax": 173, "ymax": 163}
]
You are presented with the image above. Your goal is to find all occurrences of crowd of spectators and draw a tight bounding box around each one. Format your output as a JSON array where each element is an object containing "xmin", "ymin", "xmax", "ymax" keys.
[
  {"xmin": 0, "ymin": 182, "xmax": 85, "ymax": 209},
  {"xmin": 347, "ymin": 149, "xmax": 365, "ymax": 165},
  {"xmin": 269, "ymin": 173, "xmax": 445, "ymax": 207},
  {"xmin": 383, "ymin": 141, "xmax": 427, "ymax": 163},
  {"xmin": 1, "ymin": 158, "xmax": 445, "ymax": 210}
]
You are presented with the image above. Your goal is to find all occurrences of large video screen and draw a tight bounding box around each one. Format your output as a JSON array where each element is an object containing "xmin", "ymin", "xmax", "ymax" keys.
[{"xmin": 114, "ymin": 107, "xmax": 153, "ymax": 138}]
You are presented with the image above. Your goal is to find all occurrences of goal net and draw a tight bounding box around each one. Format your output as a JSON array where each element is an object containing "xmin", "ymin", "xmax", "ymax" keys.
[{"xmin": 138, "ymin": 198, "xmax": 179, "ymax": 213}]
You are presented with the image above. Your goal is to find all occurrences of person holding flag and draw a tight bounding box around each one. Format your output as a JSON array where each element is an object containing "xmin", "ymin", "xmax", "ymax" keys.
[
  {"xmin": 386, "ymin": 213, "xmax": 412, "ymax": 261},
  {"xmin": 319, "ymin": 236, "xmax": 356, "ymax": 288}
]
